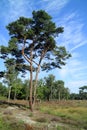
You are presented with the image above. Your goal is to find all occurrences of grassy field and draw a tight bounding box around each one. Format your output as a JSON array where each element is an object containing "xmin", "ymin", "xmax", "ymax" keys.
[
  {"xmin": 0, "ymin": 100, "xmax": 87, "ymax": 130},
  {"xmin": 38, "ymin": 100, "xmax": 87, "ymax": 129}
]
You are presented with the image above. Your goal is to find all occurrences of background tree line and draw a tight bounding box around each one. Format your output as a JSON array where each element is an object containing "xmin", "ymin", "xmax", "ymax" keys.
[{"xmin": 0, "ymin": 74, "xmax": 87, "ymax": 100}]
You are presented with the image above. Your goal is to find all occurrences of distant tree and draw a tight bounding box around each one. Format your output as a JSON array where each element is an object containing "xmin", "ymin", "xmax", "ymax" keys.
[
  {"xmin": 44, "ymin": 74, "xmax": 55, "ymax": 100},
  {"xmin": 0, "ymin": 10, "xmax": 71, "ymax": 111},
  {"xmin": 79, "ymin": 86, "xmax": 87, "ymax": 92},
  {"xmin": 61, "ymin": 87, "xmax": 70, "ymax": 100},
  {"xmin": 23, "ymin": 79, "xmax": 30, "ymax": 100},
  {"xmin": 11, "ymin": 78, "xmax": 24, "ymax": 100},
  {"xmin": 54, "ymin": 80, "xmax": 65, "ymax": 100},
  {"xmin": 3, "ymin": 58, "xmax": 19, "ymax": 102},
  {"xmin": 37, "ymin": 79, "xmax": 45, "ymax": 100},
  {"xmin": 37, "ymin": 76, "xmax": 70, "ymax": 101},
  {"xmin": 69, "ymin": 93, "xmax": 80, "ymax": 100},
  {"xmin": 79, "ymin": 86, "xmax": 87, "ymax": 100}
]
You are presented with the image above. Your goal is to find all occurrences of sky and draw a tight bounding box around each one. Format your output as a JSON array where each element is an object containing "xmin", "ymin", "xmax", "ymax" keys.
[{"xmin": 0, "ymin": 0, "xmax": 87, "ymax": 93}]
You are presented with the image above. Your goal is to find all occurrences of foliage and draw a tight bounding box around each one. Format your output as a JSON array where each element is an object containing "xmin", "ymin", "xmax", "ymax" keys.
[
  {"xmin": 79, "ymin": 86, "xmax": 87, "ymax": 100},
  {"xmin": 0, "ymin": 82, "xmax": 8, "ymax": 97},
  {"xmin": 37, "ymin": 74, "xmax": 70, "ymax": 101},
  {"xmin": 70, "ymin": 86, "xmax": 87, "ymax": 100},
  {"xmin": 11, "ymin": 78, "xmax": 26, "ymax": 99},
  {"xmin": 1, "ymin": 73, "xmax": 87, "ymax": 101}
]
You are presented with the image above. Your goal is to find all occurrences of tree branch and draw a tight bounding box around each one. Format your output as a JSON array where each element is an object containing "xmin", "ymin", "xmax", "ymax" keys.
[{"xmin": 22, "ymin": 37, "xmax": 39, "ymax": 66}]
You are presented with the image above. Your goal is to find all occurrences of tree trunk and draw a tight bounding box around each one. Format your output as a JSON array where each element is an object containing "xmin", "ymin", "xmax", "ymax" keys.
[
  {"xmin": 50, "ymin": 85, "xmax": 52, "ymax": 100},
  {"xmin": 29, "ymin": 62, "xmax": 33, "ymax": 111},
  {"xmin": 33, "ymin": 51, "xmax": 46, "ymax": 106},
  {"xmin": 33, "ymin": 65, "xmax": 40, "ymax": 106},
  {"xmin": 22, "ymin": 39, "xmax": 34, "ymax": 111},
  {"xmin": 8, "ymin": 86, "xmax": 11, "ymax": 102},
  {"xmin": 58, "ymin": 91, "xmax": 60, "ymax": 101}
]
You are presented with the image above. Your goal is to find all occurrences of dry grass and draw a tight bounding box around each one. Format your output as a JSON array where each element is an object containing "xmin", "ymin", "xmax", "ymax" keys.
[
  {"xmin": 0, "ymin": 99, "xmax": 87, "ymax": 129},
  {"xmin": 38, "ymin": 100, "xmax": 87, "ymax": 129}
]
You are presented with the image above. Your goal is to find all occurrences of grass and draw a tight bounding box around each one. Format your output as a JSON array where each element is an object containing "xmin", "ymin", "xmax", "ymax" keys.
[
  {"xmin": 39, "ymin": 100, "xmax": 87, "ymax": 129},
  {"xmin": 0, "ymin": 116, "xmax": 24, "ymax": 130},
  {"xmin": 0, "ymin": 96, "xmax": 7, "ymax": 100}
]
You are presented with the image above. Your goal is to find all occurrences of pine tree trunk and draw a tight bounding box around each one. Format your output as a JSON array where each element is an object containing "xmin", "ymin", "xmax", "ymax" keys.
[
  {"xmin": 33, "ymin": 65, "xmax": 40, "ymax": 106},
  {"xmin": 33, "ymin": 51, "xmax": 45, "ymax": 106},
  {"xmin": 29, "ymin": 63, "xmax": 33, "ymax": 111}
]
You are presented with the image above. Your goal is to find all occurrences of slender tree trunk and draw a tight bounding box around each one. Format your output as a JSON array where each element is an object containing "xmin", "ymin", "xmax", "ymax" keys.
[
  {"xmin": 50, "ymin": 85, "xmax": 52, "ymax": 100},
  {"xmin": 29, "ymin": 62, "xmax": 33, "ymax": 111},
  {"xmin": 22, "ymin": 38, "xmax": 34, "ymax": 111},
  {"xmin": 8, "ymin": 86, "xmax": 11, "ymax": 102},
  {"xmin": 58, "ymin": 91, "xmax": 60, "ymax": 101},
  {"xmin": 33, "ymin": 65, "xmax": 40, "ymax": 106},
  {"xmin": 33, "ymin": 51, "xmax": 47, "ymax": 106}
]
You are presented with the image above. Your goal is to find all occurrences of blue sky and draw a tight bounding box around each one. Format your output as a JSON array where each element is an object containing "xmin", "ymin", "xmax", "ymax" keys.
[{"xmin": 0, "ymin": 0, "xmax": 87, "ymax": 93}]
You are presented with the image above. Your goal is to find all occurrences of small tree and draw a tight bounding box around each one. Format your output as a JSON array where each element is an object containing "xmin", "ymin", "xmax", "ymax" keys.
[
  {"xmin": 79, "ymin": 86, "xmax": 87, "ymax": 100},
  {"xmin": 11, "ymin": 78, "xmax": 24, "ymax": 100},
  {"xmin": 36, "ymin": 79, "xmax": 45, "ymax": 100},
  {"xmin": 54, "ymin": 80, "xmax": 65, "ymax": 101},
  {"xmin": 3, "ymin": 58, "xmax": 18, "ymax": 102},
  {"xmin": 1, "ymin": 10, "xmax": 71, "ymax": 111},
  {"xmin": 44, "ymin": 74, "xmax": 55, "ymax": 100}
]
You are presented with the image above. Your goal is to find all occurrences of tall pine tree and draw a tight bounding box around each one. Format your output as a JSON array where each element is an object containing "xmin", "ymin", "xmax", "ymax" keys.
[{"xmin": 0, "ymin": 10, "xmax": 71, "ymax": 111}]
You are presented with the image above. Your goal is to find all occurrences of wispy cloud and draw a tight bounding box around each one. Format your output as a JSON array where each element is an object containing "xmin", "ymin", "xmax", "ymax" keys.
[
  {"xmin": 0, "ymin": 0, "xmax": 36, "ymax": 24},
  {"xmin": 56, "ymin": 12, "xmax": 87, "ymax": 51},
  {"xmin": 0, "ymin": 0, "xmax": 70, "ymax": 24},
  {"xmin": 45, "ymin": 0, "xmax": 69, "ymax": 11},
  {"xmin": 43, "ymin": 0, "xmax": 69, "ymax": 14},
  {"xmin": 57, "ymin": 51, "xmax": 87, "ymax": 93},
  {"xmin": 71, "ymin": 40, "xmax": 87, "ymax": 51},
  {"xmin": 55, "ymin": 12, "xmax": 87, "ymax": 92}
]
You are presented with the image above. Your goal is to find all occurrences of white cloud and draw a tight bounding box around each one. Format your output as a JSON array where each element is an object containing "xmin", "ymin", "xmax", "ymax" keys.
[
  {"xmin": 1, "ymin": 0, "xmax": 70, "ymax": 24},
  {"xmin": 71, "ymin": 40, "xmax": 87, "ymax": 51},
  {"xmin": 43, "ymin": 0, "xmax": 69, "ymax": 13},
  {"xmin": 2, "ymin": 0, "xmax": 33, "ymax": 24},
  {"xmin": 59, "ymin": 53, "xmax": 86, "ymax": 78},
  {"xmin": 55, "ymin": 12, "xmax": 87, "ymax": 51}
]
